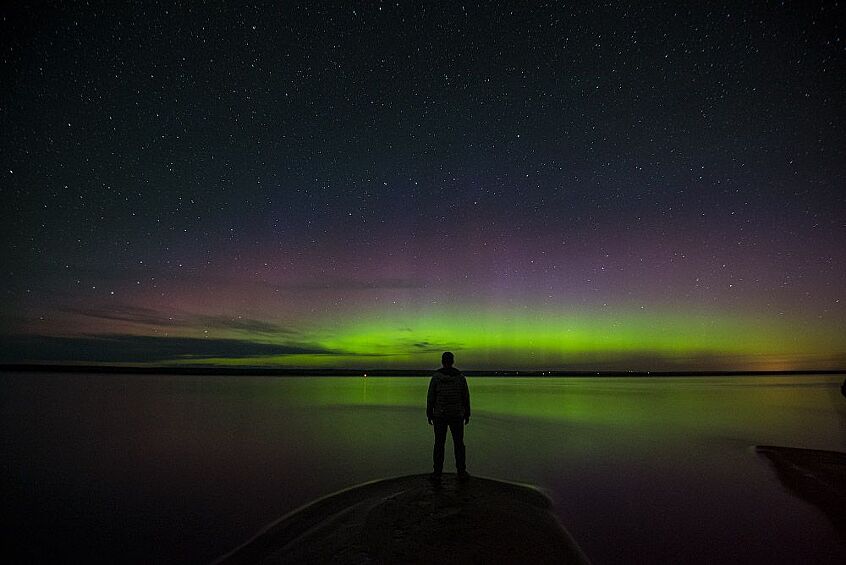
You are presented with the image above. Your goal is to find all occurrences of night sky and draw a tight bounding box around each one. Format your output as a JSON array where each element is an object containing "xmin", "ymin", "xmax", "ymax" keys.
[{"xmin": 2, "ymin": 2, "xmax": 844, "ymax": 370}]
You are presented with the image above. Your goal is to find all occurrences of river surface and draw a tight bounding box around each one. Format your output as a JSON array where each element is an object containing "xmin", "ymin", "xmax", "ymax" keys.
[{"xmin": 2, "ymin": 373, "xmax": 844, "ymax": 563}]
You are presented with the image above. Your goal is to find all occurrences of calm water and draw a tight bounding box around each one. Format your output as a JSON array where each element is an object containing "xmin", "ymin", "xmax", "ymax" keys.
[{"xmin": 2, "ymin": 373, "xmax": 844, "ymax": 563}]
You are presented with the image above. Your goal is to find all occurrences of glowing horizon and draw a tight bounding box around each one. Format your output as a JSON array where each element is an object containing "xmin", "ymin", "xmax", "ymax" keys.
[{"xmin": 5, "ymin": 297, "xmax": 844, "ymax": 371}]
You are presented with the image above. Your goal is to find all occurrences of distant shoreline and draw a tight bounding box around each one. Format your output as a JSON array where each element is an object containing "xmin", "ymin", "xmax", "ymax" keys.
[{"xmin": 1, "ymin": 363, "xmax": 843, "ymax": 377}]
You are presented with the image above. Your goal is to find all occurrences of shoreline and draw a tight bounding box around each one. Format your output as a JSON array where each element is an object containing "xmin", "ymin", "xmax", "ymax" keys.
[{"xmin": 756, "ymin": 445, "xmax": 846, "ymax": 540}]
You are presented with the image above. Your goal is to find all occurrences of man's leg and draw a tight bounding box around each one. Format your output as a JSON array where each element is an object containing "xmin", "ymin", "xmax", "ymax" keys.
[
  {"xmin": 448, "ymin": 418, "xmax": 466, "ymax": 472},
  {"xmin": 432, "ymin": 419, "xmax": 448, "ymax": 473}
]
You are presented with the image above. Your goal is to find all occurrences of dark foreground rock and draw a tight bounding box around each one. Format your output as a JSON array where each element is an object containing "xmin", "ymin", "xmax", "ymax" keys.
[
  {"xmin": 756, "ymin": 445, "xmax": 846, "ymax": 539},
  {"xmin": 215, "ymin": 474, "xmax": 589, "ymax": 564}
]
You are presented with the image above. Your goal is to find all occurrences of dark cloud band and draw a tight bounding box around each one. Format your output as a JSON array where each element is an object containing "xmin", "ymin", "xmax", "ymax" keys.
[{"xmin": 0, "ymin": 334, "xmax": 337, "ymax": 363}]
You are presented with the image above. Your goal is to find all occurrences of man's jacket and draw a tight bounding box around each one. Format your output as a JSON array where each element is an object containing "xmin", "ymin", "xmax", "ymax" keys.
[{"xmin": 427, "ymin": 367, "xmax": 471, "ymax": 420}]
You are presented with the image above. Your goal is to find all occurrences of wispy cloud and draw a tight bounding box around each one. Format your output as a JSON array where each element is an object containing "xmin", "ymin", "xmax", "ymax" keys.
[
  {"xmin": 192, "ymin": 315, "xmax": 297, "ymax": 335},
  {"xmin": 62, "ymin": 305, "xmax": 175, "ymax": 326},
  {"xmin": 0, "ymin": 334, "xmax": 339, "ymax": 363},
  {"xmin": 412, "ymin": 341, "xmax": 445, "ymax": 352},
  {"xmin": 62, "ymin": 305, "xmax": 297, "ymax": 335}
]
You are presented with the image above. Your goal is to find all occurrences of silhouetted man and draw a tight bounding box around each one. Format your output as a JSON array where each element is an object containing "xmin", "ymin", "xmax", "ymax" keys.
[{"xmin": 427, "ymin": 351, "xmax": 471, "ymax": 480}]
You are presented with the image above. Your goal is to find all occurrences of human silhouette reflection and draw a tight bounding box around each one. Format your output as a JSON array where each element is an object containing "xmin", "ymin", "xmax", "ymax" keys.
[{"xmin": 427, "ymin": 351, "xmax": 471, "ymax": 480}]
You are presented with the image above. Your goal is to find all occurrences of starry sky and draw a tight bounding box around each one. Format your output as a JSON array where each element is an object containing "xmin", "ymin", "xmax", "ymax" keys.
[{"xmin": 2, "ymin": 1, "xmax": 844, "ymax": 370}]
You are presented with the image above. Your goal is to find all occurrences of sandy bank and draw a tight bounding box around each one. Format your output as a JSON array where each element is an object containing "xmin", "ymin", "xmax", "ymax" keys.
[
  {"xmin": 215, "ymin": 473, "xmax": 589, "ymax": 564},
  {"xmin": 756, "ymin": 445, "xmax": 846, "ymax": 539}
]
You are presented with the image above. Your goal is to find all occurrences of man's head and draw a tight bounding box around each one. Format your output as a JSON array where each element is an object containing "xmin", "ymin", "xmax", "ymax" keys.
[{"xmin": 442, "ymin": 351, "xmax": 455, "ymax": 367}]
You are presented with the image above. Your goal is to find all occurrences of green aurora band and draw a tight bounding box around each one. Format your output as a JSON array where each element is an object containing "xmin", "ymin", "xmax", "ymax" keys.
[{"xmin": 188, "ymin": 306, "xmax": 843, "ymax": 370}]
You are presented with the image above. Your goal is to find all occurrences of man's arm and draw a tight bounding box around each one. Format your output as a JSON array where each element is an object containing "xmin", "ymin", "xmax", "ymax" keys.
[
  {"xmin": 426, "ymin": 376, "xmax": 437, "ymax": 423},
  {"xmin": 462, "ymin": 375, "xmax": 471, "ymax": 423}
]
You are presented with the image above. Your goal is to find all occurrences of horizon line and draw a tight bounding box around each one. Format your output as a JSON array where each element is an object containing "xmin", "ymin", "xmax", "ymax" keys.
[{"xmin": 2, "ymin": 363, "xmax": 844, "ymax": 377}]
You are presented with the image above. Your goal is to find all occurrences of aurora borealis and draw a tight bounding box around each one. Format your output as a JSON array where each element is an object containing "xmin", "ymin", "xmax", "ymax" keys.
[{"xmin": 2, "ymin": 2, "xmax": 844, "ymax": 370}]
